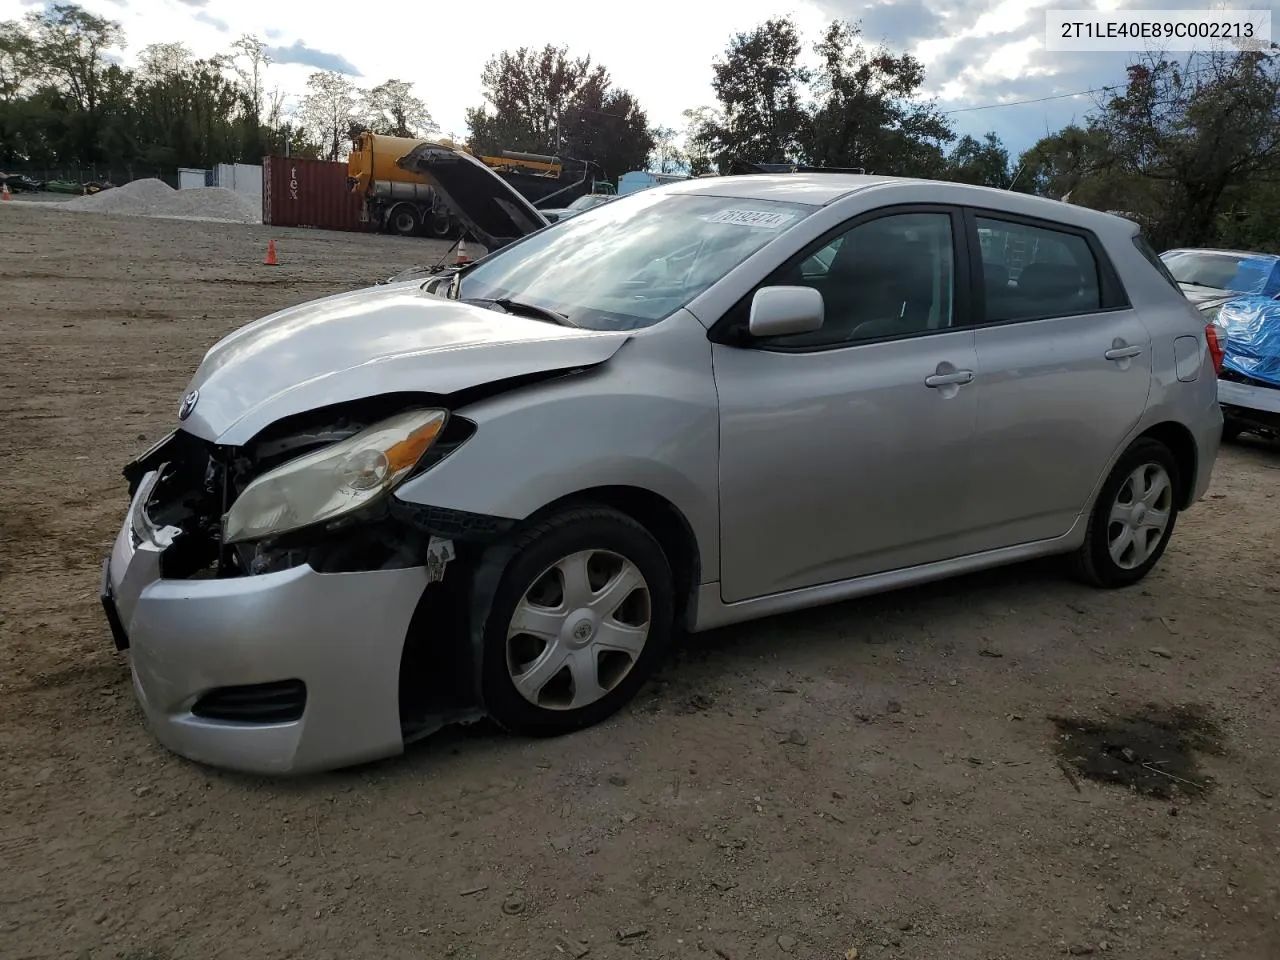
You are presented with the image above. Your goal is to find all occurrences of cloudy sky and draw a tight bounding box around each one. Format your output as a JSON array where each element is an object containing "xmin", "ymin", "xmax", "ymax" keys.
[{"xmin": 4, "ymin": 0, "xmax": 1277, "ymax": 159}]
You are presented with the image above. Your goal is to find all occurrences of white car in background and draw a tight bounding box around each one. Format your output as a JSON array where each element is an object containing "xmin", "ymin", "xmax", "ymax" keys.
[
  {"xmin": 1157, "ymin": 247, "xmax": 1280, "ymax": 442},
  {"xmin": 539, "ymin": 192, "xmax": 617, "ymax": 223}
]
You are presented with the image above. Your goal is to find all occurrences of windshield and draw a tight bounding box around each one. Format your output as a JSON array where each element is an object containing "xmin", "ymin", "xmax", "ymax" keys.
[
  {"xmin": 1160, "ymin": 250, "xmax": 1278, "ymax": 295},
  {"xmin": 457, "ymin": 191, "xmax": 817, "ymax": 331}
]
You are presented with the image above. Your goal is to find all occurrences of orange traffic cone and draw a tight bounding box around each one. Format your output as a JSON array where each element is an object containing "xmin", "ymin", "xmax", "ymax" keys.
[
  {"xmin": 1, "ymin": 183, "xmax": 10, "ymax": 201},
  {"xmin": 264, "ymin": 239, "xmax": 278, "ymax": 266},
  {"xmin": 455, "ymin": 239, "xmax": 470, "ymax": 265}
]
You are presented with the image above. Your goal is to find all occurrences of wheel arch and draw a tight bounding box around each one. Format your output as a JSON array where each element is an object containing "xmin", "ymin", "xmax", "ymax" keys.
[
  {"xmin": 1136, "ymin": 420, "xmax": 1198, "ymax": 509},
  {"xmin": 521, "ymin": 485, "xmax": 703, "ymax": 633},
  {"xmin": 395, "ymin": 483, "xmax": 704, "ymax": 737}
]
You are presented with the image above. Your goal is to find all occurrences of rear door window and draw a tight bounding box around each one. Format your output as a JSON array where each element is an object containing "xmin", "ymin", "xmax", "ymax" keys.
[{"xmin": 975, "ymin": 216, "xmax": 1103, "ymax": 322}]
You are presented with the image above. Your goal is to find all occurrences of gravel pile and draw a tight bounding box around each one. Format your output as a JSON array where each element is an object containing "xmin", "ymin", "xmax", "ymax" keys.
[
  {"xmin": 165, "ymin": 186, "xmax": 261, "ymax": 223},
  {"xmin": 64, "ymin": 178, "xmax": 176, "ymax": 216},
  {"xmin": 63, "ymin": 177, "xmax": 261, "ymax": 224}
]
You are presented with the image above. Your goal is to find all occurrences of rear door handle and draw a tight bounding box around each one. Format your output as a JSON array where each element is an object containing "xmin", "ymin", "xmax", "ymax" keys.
[
  {"xmin": 925, "ymin": 370, "xmax": 974, "ymax": 387},
  {"xmin": 1105, "ymin": 345, "xmax": 1143, "ymax": 360}
]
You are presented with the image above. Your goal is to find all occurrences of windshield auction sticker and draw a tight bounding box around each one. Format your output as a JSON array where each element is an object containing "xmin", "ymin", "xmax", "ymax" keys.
[{"xmin": 705, "ymin": 209, "xmax": 796, "ymax": 228}]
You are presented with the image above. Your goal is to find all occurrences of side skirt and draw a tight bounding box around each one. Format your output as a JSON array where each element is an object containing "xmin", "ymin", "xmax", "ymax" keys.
[{"xmin": 688, "ymin": 516, "xmax": 1088, "ymax": 633}]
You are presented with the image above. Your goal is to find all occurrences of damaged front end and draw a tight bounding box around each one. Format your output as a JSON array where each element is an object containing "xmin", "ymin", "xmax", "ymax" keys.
[
  {"xmin": 119, "ymin": 393, "xmax": 512, "ymax": 740},
  {"xmin": 128, "ymin": 401, "xmax": 469, "ymax": 577}
]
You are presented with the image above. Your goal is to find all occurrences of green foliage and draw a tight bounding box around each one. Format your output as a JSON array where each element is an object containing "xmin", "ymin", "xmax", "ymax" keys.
[
  {"xmin": 649, "ymin": 125, "xmax": 687, "ymax": 174},
  {"xmin": 949, "ymin": 133, "xmax": 1012, "ymax": 188},
  {"xmin": 693, "ymin": 15, "xmax": 1279, "ymax": 253},
  {"xmin": 3, "ymin": 1, "xmax": 1276, "ymax": 254},
  {"xmin": 696, "ymin": 16, "xmax": 811, "ymax": 168},
  {"xmin": 1012, "ymin": 51, "xmax": 1280, "ymax": 250},
  {"xmin": 688, "ymin": 17, "xmax": 957, "ymax": 176},
  {"xmin": 299, "ymin": 70, "xmax": 358, "ymax": 161},
  {"xmin": 0, "ymin": 3, "xmax": 428, "ymax": 176},
  {"xmin": 361, "ymin": 79, "xmax": 436, "ymax": 138},
  {"xmin": 804, "ymin": 20, "xmax": 954, "ymax": 177},
  {"xmin": 0, "ymin": 4, "xmax": 275, "ymax": 174},
  {"xmin": 464, "ymin": 44, "xmax": 655, "ymax": 181}
]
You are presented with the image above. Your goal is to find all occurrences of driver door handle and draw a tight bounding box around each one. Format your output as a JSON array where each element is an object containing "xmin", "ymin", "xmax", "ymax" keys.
[
  {"xmin": 925, "ymin": 370, "xmax": 974, "ymax": 388},
  {"xmin": 1105, "ymin": 345, "xmax": 1143, "ymax": 360}
]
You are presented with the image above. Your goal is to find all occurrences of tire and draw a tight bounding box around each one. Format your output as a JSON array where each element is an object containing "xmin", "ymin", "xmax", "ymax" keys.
[
  {"xmin": 1071, "ymin": 437, "xmax": 1181, "ymax": 588},
  {"xmin": 426, "ymin": 211, "xmax": 452, "ymax": 238},
  {"xmin": 475, "ymin": 505, "xmax": 675, "ymax": 737},
  {"xmin": 1221, "ymin": 419, "xmax": 1244, "ymax": 443},
  {"xmin": 388, "ymin": 204, "xmax": 419, "ymax": 238}
]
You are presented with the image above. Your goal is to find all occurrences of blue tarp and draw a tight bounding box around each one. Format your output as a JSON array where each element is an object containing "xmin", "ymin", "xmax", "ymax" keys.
[
  {"xmin": 1225, "ymin": 257, "xmax": 1280, "ymax": 297},
  {"xmin": 1217, "ymin": 294, "xmax": 1280, "ymax": 387}
]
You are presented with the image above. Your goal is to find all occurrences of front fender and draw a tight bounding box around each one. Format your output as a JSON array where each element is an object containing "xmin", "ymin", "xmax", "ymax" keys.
[{"xmin": 392, "ymin": 312, "xmax": 721, "ymax": 582}]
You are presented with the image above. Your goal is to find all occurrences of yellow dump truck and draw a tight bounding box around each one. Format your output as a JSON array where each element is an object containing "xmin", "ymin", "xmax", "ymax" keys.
[
  {"xmin": 347, "ymin": 132, "xmax": 458, "ymax": 237},
  {"xmin": 348, "ymin": 131, "xmax": 608, "ymax": 239}
]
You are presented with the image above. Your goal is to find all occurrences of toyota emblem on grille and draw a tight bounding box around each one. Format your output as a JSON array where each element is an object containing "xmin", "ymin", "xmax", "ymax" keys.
[{"xmin": 178, "ymin": 389, "xmax": 199, "ymax": 421}]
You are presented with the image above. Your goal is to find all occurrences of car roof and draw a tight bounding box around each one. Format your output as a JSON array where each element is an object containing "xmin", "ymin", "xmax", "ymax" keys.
[
  {"xmin": 664, "ymin": 172, "xmax": 895, "ymax": 204},
  {"xmin": 661, "ymin": 173, "xmax": 1140, "ymax": 233}
]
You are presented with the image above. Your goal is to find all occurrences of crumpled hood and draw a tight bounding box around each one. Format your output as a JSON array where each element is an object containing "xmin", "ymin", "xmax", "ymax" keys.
[{"xmin": 178, "ymin": 281, "xmax": 629, "ymax": 445}]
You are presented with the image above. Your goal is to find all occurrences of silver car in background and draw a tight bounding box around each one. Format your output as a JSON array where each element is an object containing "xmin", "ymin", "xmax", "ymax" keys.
[{"xmin": 102, "ymin": 172, "xmax": 1223, "ymax": 774}]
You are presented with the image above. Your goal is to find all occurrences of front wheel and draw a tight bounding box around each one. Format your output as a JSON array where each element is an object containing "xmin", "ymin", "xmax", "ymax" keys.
[
  {"xmin": 1071, "ymin": 437, "xmax": 1180, "ymax": 588},
  {"xmin": 387, "ymin": 204, "xmax": 419, "ymax": 237},
  {"xmin": 477, "ymin": 506, "xmax": 675, "ymax": 737}
]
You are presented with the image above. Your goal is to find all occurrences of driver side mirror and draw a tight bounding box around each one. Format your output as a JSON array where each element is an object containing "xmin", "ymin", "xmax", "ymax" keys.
[{"xmin": 748, "ymin": 286, "xmax": 824, "ymax": 338}]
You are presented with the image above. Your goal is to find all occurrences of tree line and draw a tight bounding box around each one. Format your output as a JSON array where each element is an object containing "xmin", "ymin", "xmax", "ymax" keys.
[
  {"xmin": 680, "ymin": 16, "xmax": 1280, "ymax": 250},
  {"xmin": 0, "ymin": 3, "xmax": 435, "ymax": 179},
  {"xmin": 3, "ymin": 4, "xmax": 1276, "ymax": 251}
]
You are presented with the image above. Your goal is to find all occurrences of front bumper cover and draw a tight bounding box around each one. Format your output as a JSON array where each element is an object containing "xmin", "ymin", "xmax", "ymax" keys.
[{"xmin": 103, "ymin": 469, "xmax": 431, "ymax": 775}]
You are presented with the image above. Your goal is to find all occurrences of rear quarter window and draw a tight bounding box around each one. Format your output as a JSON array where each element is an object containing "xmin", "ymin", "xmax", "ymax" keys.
[{"xmin": 1133, "ymin": 236, "xmax": 1184, "ymax": 294}]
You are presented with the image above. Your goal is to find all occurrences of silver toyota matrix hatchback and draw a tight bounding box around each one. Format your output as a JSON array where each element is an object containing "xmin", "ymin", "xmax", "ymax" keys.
[{"xmin": 102, "ymin": 161, "xmax": 1224, "ymax": 774}]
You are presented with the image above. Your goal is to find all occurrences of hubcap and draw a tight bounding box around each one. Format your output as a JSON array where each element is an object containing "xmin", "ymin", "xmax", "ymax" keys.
[
  {"xmin": 1107, "ymin": 462, "xmax": 1173, "ymax": 570},
  {"xmin": 506, "ymin": 549, "xmax": 651, "ymax": 711}
]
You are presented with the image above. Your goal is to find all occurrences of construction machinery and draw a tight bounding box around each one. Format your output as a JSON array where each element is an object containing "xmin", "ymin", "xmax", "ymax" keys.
[
  {"xmin": 347, "ymin": 131, "xmax": 610, "ymax": 239},
  {"xmin": 347, "ymin": 132, "xmax": 457, "ymax": 238}
]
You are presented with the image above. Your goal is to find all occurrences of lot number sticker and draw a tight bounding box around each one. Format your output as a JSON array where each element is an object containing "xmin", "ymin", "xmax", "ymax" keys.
[{"xmin": 706, "ymin": 209, "xmax": 795, "ymax": 228}]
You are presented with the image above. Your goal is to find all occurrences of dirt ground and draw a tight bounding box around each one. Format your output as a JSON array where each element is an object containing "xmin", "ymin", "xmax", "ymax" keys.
[{"xmin": 2, "ymin": 203, "xmax": 1278, "ymax": 960}]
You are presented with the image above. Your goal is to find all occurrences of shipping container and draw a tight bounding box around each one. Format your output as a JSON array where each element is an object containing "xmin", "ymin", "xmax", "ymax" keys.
[{"xmin": 262, "ymin": 156, "xmax": 365, "ymax": 232}]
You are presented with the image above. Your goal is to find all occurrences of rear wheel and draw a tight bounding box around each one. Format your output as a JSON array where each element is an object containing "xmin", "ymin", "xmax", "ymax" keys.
[
  {"xmin": 387, "ymin": 204, "xmax": 419, "ymax": 238},
  {"xmin": 477, "ymin": 506, "xmax": 675, "ymax": 736},
  {"xmin": 426, "ymin": 210, "xmax": 452, "ymax": 238},
  {"xmin": 1071, "ymin": 437, "xmax": 1180, "ymax": 588}
]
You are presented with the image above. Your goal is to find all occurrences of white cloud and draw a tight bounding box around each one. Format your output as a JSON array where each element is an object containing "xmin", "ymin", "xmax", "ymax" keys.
[{"xmin": 0, "ymin": 0, "xmax": 833, "ymax": 140}]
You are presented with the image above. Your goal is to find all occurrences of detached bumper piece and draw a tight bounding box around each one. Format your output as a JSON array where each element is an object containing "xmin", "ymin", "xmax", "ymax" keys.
[{"xmin": 100, "ymin": 559, "xmax": 130, "ymax": 652}]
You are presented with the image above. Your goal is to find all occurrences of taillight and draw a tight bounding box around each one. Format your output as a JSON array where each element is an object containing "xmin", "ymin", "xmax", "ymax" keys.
[{"xmin": 1205, "ymin": 322, "xmax": 1225, "ymax": 374}]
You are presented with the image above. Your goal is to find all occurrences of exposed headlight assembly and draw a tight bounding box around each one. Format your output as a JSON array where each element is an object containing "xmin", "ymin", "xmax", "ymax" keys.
[{"xmin": 223, "ymin": 408, "xmax": 448, "ymax": 545}]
